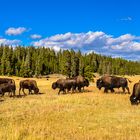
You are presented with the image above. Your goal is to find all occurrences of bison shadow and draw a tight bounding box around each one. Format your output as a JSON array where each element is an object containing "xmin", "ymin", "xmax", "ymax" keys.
[
  {"xmin": 14, "ymin": 92, "xmax": 45, "ymax": 98},
  {"xmin": 14, "ymin": 95, "xmax": 26, "ymax": 98},
  {"xmin": 0, "ymin": 99, "xmax": 4, "ymax": 102},
  {"xmin": 59, "ymin": 89, "xmax": 92, "ymax": 95}
]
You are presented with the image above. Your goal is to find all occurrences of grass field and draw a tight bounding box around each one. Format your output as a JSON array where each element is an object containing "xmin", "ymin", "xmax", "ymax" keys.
[{"xmin": 0, "ymin": 75, "xmax": 140, "ymax": 140}]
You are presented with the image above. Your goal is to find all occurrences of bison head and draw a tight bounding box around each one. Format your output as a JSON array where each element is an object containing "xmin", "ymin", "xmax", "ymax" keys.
[
  {"xmin": 96, "ymin": 79, "xmax": 103, "ymax": 90},
  {"xmin": 34, "ymin": 88, "xmax": 39, "ymax": 94},
  {"xmin": 52, "ymin": 82, "xmax": 57, "ymax": 89},
  {"xmin": 84, "ymin": 79, "xmax": 89, "ymax": 87},
  {"xmin": 130, "ymin": 95, "xmax": 138, "ymax": 105}
]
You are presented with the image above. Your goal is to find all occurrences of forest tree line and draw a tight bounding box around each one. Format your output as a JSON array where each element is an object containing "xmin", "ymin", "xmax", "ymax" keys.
[{"xmin": 0, "ymin": 45, "xmax": 140, "ymax": 81}]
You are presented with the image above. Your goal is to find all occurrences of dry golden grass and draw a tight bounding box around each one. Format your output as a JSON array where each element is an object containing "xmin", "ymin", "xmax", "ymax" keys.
[{"xmin": 0, "ymin": 75, "xmax": 140, "ymax": 140}]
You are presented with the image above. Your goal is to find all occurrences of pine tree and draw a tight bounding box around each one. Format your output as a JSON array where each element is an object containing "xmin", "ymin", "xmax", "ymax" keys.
[
  {"xmin": 84, "ymin": 65, "xmax": 94, "ymax": 81},
  {"xmin": 1, "ymin": 47, "xmax": 7, "ymax": 75}
]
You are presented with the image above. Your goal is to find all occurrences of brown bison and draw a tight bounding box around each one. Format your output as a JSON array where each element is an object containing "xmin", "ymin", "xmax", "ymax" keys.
[
  {"xmin": 0, "ymin": 83, "xmax": 16, "ymax": 97},
  {"xmin": 96, "ymin": 75, "xmax": 131, "ymax": 93},
  {"xmin": 52, "ymin": 79, "xmax": 75, "ymax": 95},
  {"xmin": 130, "ymin": 81, "xmax": 140, "ymax": 105},
  {"xmin": 19, "ymin": 80, "xmax": 39, "ymax": 95}
]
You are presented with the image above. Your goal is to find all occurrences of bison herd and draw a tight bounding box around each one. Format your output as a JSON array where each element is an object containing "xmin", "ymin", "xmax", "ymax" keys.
[{"xmin": 0, "ymin": 75, "xmax": 140, "ymax": 105}]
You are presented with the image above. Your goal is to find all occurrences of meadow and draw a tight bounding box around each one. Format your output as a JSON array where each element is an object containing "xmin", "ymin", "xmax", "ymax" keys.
[{"xmin": 0, "ymin": 75, "xmax": 140, "ymax": 140}]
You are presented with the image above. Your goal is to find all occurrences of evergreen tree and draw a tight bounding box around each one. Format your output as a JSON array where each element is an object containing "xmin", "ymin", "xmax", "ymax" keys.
[
  {"xmin": 84, "ymin": 65, "xmax": 94, "ymax": 81},
  {"xmin": 0, "ymin": 45, "xmax": 140, "ymax": 77}
]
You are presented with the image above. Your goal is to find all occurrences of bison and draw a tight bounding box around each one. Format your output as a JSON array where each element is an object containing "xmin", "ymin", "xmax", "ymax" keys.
[
  {"xmin": 96, "ymin": 75, "xmax": 131, "ymax": 93},
  {"xmin": 0, "ymin": 83, "xmax": 16, "ymax": 97},
  {"xmin": 130, "ymin": 81, "xmax": 140, "ymax": 105},
  {"xmin": 19, "ymin": 80, "xmax": 39, "ymax": 95},
  {"xmin": 52, "ymin": 79, "xmax": 75, "ymax": 95}
]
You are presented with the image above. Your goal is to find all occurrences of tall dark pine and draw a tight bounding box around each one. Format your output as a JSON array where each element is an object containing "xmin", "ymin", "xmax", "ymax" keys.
[
  {"xmin": 74, "ymin": 56, "xmax": 79, "ymax": 77},
  {"xmin": 63, "ymin": 50, "xmax": 71, "ymax": 77}
]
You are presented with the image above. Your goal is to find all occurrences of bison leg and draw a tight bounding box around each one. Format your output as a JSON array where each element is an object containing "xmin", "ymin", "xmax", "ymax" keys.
[
  {"xmin": 58, "ymin": 89, "xmax": 61, "ymax": 95},
  {"xmin": 1, "ymin": 93, "xmax": 5, "ymax": 97},
  {"xmin": 19, "ymin": 87, "xmax": 21, "ymax": 96},
  {"xmin": 63, "ymin": 89, "xmax": 66, "ymax": 94},
  {"xmin": 78, "ymin": 86, "xmax": 82, "ymax": 92},
  {"xmin": 67, "ymin": 88, "xmax": 70, "ymax": 93},
  {"xmin": 0, "ymin": 92, "xmax": 4, "ymax": 97},
  {"xmin": 29, "ymin": 88, "xmax": 32, "ymax": 94},
  {"xmin": 72, "ymin": 86, "xmax": 76, "ymax": 93},
  {"xmin": 126, "ymin": 87, "xmax": 130, "ymax": 94},
  {"xmin": 83, "ymin": 87, "xmax": 85, "ymax": 91},
  {"xmin": 122, "ymin": 87, "xmax": 125, "ymax": 93},
  {"xmin": 9, "ymin": 91, "xmax": 12, "ymax": 97},
  {"xmin": 10, "ymin": 89, "xmax": 15, "ymax": 97},
  {"xmin": 111, "ymin": 88, "xmax": 115, "ymax": 93},
  {"xmin": 104, "ymin": 88, "xmax": 108, "ymax": 93},
  {"xmin": 22, "ymin": 88, "xmax": 26, "ymax": 96},
  {"xmin": 12, "ymin": 90, "xmax": 16, "ymax": 97},
  {"xmin": 72, "ymin": 87, "xmax": 75, "ymax": 93}
]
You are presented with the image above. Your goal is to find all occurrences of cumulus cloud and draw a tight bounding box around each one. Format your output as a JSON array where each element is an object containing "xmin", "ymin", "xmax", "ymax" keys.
[
  {"xmin": 5, "ymin": 27, "xmax": 27, "ymax": 35},
  {"xmin": 33, "ymin": 31, "xmax": 108, "ymax": 49},
  {"xmin": 0, "ymin": 38, "xmax": 21, "ymax": 46},
  {"xmin": 30, "ymin": 34, "xmax": 42, "ymax": 39},
  {"xmin": 32, "ymin": 31, "xmax": 140, "ymax": 60}
]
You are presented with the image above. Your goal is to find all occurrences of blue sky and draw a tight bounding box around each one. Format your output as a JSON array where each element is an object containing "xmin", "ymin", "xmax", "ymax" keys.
[{"xmin": 0, "ymin": 0, "xmax": 140, "ymax": 60}]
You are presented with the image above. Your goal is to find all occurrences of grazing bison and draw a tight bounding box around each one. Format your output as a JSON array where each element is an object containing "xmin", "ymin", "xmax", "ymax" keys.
[
  {"xmin": 0, "ymin": 83, "xmax": 16, "ymax": 97},
  {"xmin": 130, "ymin": 81, "xmax": 140, "ymax": 105},
  {"xmin": 52, "ymin": 79, "xmax": 76, "ymax": 95},
  {"xmin": 19, "ymin": 80, "xmax": 39, "ymax": 95},
  {"xmin": 96, "ymin": 75, "xmax": 131, "ymax": 93}
]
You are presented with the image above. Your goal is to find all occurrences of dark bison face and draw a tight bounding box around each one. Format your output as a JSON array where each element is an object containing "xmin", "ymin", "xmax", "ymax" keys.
[
  {"xmin": 34, "ymin": 88, "xmax": 39, "ymax": 94},
  {"xmin": 130, "ymin": 95, "xmax": 138, "ymax": 105},
  {"xmin": 84, "ymin": 79, "xmax": 89, "ymax": 87},
  {"xmin": 96, "ymin": 79, "xmax": 103, "ymax": 90},
  {"xmin": 52, "ymin": 82, "xmax": 57, "ymax": 89}
]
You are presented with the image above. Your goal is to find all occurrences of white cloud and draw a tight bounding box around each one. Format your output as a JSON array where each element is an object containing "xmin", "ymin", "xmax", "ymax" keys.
[
  {"xmin": 107, "ymin": 34, "xmax": 135, "ymax": 45},
  {"xmin": 32, "ymin": 31, "xmax": 140, "ymax": 60},
  {"xmin": 30, "ymin": 34, "xmax": 42, "ymax": 39},
  {"xmin": 120, "ymin": 17, "xmax": 132, "ymax": 21},
  {"xmin": 0, "ymin": 38, "xmax": 21, "ymax": 46},
  {"xmin": 5, "ymin": 27, "xmax": 27, "ymax": 35},
  {"xmin": 32, "ymin": 31, "xmax": 108, "ymax": 49}
]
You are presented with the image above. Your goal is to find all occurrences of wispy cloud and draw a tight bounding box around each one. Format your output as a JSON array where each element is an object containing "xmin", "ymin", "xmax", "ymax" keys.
[
  {"xmin": 5, "ymin": 27, "xmax": 27, "ymax": 36},
  {"xmin": 30, "ymin": 34, "xmax": 42, "ymax": 39},
  {"xmin": 120, "ymin": 17, "xmax": 132, "ymax": 21}
]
